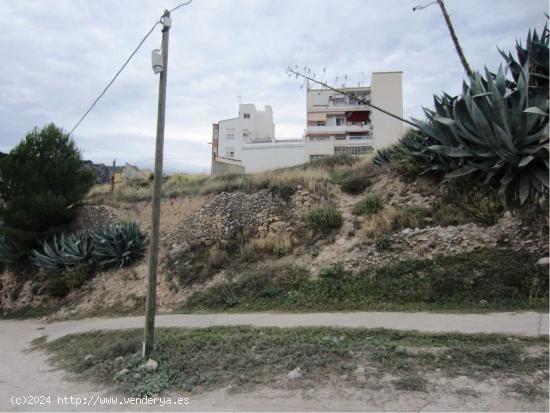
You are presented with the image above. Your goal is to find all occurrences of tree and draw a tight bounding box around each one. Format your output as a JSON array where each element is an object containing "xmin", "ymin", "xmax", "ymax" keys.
[{"xmin": 0, "ymin": 124, "xmax": 95, "ymax": 256}]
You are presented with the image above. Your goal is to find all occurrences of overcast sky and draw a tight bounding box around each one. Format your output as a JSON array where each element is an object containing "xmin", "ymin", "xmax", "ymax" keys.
[{"xmin": 0, "ymin": 0, "xmax": 547, "ymax": 173}]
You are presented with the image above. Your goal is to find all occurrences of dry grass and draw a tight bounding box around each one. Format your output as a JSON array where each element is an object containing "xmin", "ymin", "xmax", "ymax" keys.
[
  {"xmin": 86, "ymin": 155, "xmax": 377, "ymax": 207},
  {"xmin": 240, "ymin": 233, "xmax": 295, "ymax": 261},
  {"xmin": 361, "ymin": 206, "xmax": 430, "ymax": 237}
]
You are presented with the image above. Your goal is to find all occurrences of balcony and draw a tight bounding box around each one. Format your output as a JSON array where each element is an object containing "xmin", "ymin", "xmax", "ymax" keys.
[{"xmin": 306, "ymin": 124, "xmax": 373, "ymax": 135}]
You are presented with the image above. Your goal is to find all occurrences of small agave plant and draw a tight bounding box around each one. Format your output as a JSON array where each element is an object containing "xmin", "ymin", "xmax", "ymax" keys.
[
  {"xmin": 91, "ymin": 221, "xmax": 145, "ymax": 268},
  {"xmin": 31, "ymin": 232, "xmax": 94, "ymax": 272}
]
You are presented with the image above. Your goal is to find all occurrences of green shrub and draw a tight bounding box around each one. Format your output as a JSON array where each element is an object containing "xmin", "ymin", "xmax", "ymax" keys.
[
  {"xmin": 307, "ymin": 207, "xmax": 342, "ymax": 234},
  {"xmin": 319, "ymin": 263, "xmax": 348, "ymax": 280},
  {"xmin": 168, "ymin": 243, "xmax": 233, "ymax": 286},
  {"xmin": 44, "ymin": 264, "xmax": 93, "ymax": 298},
  {"xmin": 272, "ymin": 241, "xmax": 291, "ymax": 257},
  {"xmin": 374, "ymin": 237, "xmax": 393, "ymax": 251},
  {"xmin": 341, "ymin": 176, "xmax": 370, "ymax": 194},
  {"xmin": 352, "ymin": 194, "xmax": 383, "ymax": 215},
  {"xmin": 185, "ymin": 249, "xmax": 548, "ymax": 312},
  {"xmin": 0, "ymin": 124, "xmax": 95, "ymax": 262}
]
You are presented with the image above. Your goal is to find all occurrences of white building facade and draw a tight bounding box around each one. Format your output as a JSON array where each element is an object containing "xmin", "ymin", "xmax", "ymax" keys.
[
  {"xmin": 211, "ymin": 72, "xmax": 403, "ymax": 175},
  {"xmin": 305, "ymin": 71, "xmax": 403, "ymax": 161}
]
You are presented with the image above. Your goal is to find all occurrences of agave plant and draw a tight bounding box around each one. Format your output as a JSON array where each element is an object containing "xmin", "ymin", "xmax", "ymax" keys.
[
  {"xmin": 373, "ymin": 129, "xmax": 441, "ymax": 169},
  {"xmin": 31, "ymin": 232, "xmax": 94, "ymax": 272},
  {"xmin": 91, "ymin": 221, "xmax": 145, "ymax": 268},
  {"xmin": 373, "ymin": 146, "xmax": 395, "ymax": 165},
  {"xmin": 499, "ymin": 24, "xmax": 549, "ymax": 91},
  {"xmin": 415, "ymin": 63, "xmax": 548, "ymax": 204}
]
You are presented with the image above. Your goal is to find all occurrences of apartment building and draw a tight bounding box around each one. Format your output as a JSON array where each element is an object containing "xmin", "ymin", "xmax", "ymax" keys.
[
  {"xmin": 305, "ymin": 71, "xmax": 403, "ymax": 161},
  {"xmin": 211, "ymin": 104, "xmax": 304, "ymax": 175},
  {"xmin": 211, "ymin": 71, "xmax": 403, "ymax": 175}
]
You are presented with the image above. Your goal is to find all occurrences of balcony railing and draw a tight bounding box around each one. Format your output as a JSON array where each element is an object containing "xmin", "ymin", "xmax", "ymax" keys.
[{"xmin": 306, "ymin": 124, "xmax": 373, "ymax": 134}]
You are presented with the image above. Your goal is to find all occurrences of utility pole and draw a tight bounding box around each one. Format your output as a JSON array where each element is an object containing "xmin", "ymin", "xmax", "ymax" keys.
[
  {"xmin": 144, "ymin": 9, "xmax": 171, "ymax": 357},
  {"xmin": 110, "ymin": 158, "xmax": 116, "ymax": 192},
  {"xmin": 413, "ymin": 0, "xmax": 473, "ymax": 78}
]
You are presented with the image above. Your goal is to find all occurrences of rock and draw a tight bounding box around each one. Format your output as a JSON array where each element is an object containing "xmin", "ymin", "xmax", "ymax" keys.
[
  {"xmin": 352, "ymin": 365, "xmax": 366, "ymax": 378},
  {"xmin": 117, "ymin": 368, "xmax": 129, "ymax": 376},
  {"xmin": 401, "ymin": 228, "xmax": 413, "ymax": 235},
  {"xmin": 536, "ymin": 257, "xmax": 550, "ymax": 266},
  {"xmin": 115, "ymin": 356, "xmax": 124, "ymax": 362},
  {"xmin": 84, "ymin": 355, "xmax": 94, "ymax": 362},
  {"xmin": 287, "ymin": 367, "xmax": 302, "ymax": 380},
  {"xmin": 144, "ymin": 359, "xmax": 158, "ymax": 371}
]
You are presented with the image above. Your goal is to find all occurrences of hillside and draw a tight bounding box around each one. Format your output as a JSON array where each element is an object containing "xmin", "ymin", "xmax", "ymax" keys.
[{"xmin": 1, "ymin": 155, "xmax": 547, "ymax": 319}]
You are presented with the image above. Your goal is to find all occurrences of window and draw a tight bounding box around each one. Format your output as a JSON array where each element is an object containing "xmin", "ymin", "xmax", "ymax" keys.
[
  {"xmin": 335, "ymin": 117, "xmax": 344, "ymax": 126},
  {"xmin": 242, "ymin": 129, "xmax": 251, "ymax": 138},
  {"xmin": 225, "ymin": 147, "xmax": 235, "ymax": 158},
  {"xmin": 310, "ymin": 154, "xmax": 329, "ymax": 161},
  {"xmin": 243, "ymin": 113, "xmax": 250, "ymax": 119},
  {"xmin": 334, "ymin": 146, "xmax": 373, "ymax": 156},
  {"xmin": 316, "ymin": 121, "xmax": 326, "ymax": 126},
  {"xmin": 308, "ymin": 136, "xmax": 330, "ymax": 141},
  {"xmin": 335, "ymin": 136, "xmax": 347, "ymax": 140}
]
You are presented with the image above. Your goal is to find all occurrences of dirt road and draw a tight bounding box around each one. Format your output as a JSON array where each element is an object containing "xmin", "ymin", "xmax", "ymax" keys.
[{"xmin": 1, "ymin": 312, "xmax": 548, "ymax": 412}]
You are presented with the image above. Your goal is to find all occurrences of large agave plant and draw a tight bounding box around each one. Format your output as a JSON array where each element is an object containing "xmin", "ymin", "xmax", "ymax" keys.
[
  {"xmin": 499, "ymin": 24, "xmax": 549, "ymax": 91},
  {"xmin": 31, "ymin": 232, "xmax": 94, "ymax": 272},
  {"xmin": 415, "ymin": 63, "xmax": 548, "ymax": 204},
  {"xmin": 91, "ymin": 221, "xmax": 145, "ymax": 268}
]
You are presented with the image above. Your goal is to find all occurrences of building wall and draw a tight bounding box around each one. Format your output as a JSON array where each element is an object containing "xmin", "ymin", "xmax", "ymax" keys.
[
  {"xmin": 217, "ymin": 104, "xmax": 276, "ymax": 164},
  {"xmin": 211, "ymin": 157, "xmax": 245, "ymax": 175},
  {"xmin": 240, "ymin": 142, "xmax": 306, "ymax": 173},
  {"xmin": 370, "ymin": 71, "xmax": 403, "ymax": 148}
]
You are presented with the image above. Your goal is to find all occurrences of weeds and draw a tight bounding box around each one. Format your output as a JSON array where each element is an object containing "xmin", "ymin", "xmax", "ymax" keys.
[
  {"xmin": 184, "ymin": 249, "xmax": 548, "ymax": 312},
  {"xmin": 41, "ymin": 327, "xmax": 548, "ymax": 397},
  {"xmin": 352, "ymin": 194, "xmax": 383, "ymax": 216},
  {"xmin": 307, "ymin": 207, "xmax": 342, "ymax": 234}
]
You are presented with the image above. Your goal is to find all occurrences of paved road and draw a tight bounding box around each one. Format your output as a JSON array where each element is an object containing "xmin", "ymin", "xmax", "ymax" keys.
[
  {"xmin": 1, "ymin": 311, "xmax": 548, "ymax": 412},
  {"xmin": 35, "ymin": 311, "xmax": 550, "ymax": 341}
]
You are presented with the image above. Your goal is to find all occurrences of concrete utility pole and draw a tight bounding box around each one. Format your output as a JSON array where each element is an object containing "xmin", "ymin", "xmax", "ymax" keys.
[{"xmin": 144, "ymin": 10, "xmax": 171, "ymax": 357}]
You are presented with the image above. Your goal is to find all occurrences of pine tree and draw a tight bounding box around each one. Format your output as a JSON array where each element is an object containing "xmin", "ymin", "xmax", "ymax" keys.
[{"xmin": 0, "ymin": 123, "xmax": 95, "ymax": 261}]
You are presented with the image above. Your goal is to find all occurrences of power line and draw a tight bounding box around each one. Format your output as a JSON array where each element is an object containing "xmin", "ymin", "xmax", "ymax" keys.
[
  {"xmin": 169, "ymin": 0, "xmax": 193, "ymax": 13},
  {"xmin": 68, "ymin": 1, "xmax": 193, "ymax": 137}
]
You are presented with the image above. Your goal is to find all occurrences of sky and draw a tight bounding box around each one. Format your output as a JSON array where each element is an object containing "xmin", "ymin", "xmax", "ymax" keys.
[{"xmin": 0, "ymin": 0, "xmax": 547, "ymax": 173}]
